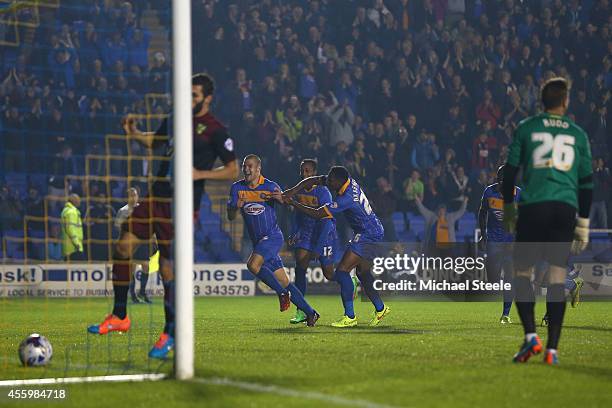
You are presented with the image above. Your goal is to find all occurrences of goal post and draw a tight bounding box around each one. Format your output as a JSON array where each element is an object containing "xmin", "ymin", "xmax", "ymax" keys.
[{"xmin": 172, "ymin": 0, "xmax": 194, "ymax": 380}]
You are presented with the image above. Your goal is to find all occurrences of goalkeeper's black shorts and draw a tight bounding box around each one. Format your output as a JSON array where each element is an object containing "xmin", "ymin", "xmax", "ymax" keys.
[{"xmin": 514, "ymin": 201, "xmax": 576, "ymax": 269}]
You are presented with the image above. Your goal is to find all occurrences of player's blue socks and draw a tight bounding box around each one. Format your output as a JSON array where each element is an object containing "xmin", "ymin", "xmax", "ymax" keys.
[
  {"xmin": 334, "ymin": 271, "xmax": 355, "ymax": 318},
  {"xmin": 294, "ymin": 264, "xmax": 307, "ymax": 295},
  {"xmin": 257, "ymin": 266, "xmax": 287, "ymax": 295},
  {"xmin": 163, "ymin": 280, "xmax": 175, "ymax": 336},
  {"xmin": 502, "ymin": 302, "xmax": 512, "ymax": 316},
  {"xmin": 565, "ymin": 277, "xmax": 577, "ymax": 292},
  {"xmin": 139, "ymin": 270, "xmax": 149, "ymax": 297},
  {"xmin": 357, "ymin": 271, "xmax": 385, "ymax": 312},
  {"xmin": 286, "ymin": 283, "xmax": 314, "ymax": 316}
]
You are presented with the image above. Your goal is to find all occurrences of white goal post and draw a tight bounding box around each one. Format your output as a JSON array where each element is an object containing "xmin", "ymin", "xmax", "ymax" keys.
[{"xmin": 173, "ymin": 0, "xmax": 194, "ymax": 380}]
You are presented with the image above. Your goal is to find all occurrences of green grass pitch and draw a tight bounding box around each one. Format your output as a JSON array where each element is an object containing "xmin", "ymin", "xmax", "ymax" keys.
[{"xmin": 1, "ymin": 296, "xmax": 611, "ymax": 407}]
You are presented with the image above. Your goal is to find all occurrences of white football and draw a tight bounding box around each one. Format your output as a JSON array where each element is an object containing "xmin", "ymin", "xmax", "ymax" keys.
[{"xmin": 18, "ymin": 333, "xmax": 53, "ymax": 367}]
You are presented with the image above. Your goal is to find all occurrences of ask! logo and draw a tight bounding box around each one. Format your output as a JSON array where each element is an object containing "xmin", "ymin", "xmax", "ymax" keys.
[{"xmin": 196, "ymin": 123, "xmax": 207, "ymax": 134}]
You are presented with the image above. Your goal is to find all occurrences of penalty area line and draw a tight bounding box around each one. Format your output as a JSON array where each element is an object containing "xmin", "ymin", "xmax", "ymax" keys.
[
  {"xmin": 193, "ymin": 377, "xmax": 401, "ymax": 408},
  {"xmin": 0, "ymin": 373, "xmax": 167, "ymax": 387}
]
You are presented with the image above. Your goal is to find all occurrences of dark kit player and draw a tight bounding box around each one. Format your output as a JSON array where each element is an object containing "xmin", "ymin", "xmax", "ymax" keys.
[
  {"xmin": 503, "ymin": 78, "xmax": 592, "ymax": 365},
  {"xmin": 88, "ymin": 73, "xmax": 238, "ymax": 359}
]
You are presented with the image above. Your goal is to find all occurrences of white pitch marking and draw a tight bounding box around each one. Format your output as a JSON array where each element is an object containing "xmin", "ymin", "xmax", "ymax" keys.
[
  {"xmin": 193, "ymin": 377, "xmax": 402, "ymax": 408},
  {"xmin": 0, "ymin": 373, "xmax": 166, "ymax": 387}
]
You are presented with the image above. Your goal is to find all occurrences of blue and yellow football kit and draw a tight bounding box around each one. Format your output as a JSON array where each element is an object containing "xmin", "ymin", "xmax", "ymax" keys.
[
  {"xmin": 323, "ymin": 178, "xmax": 384, "ymax": 260},
  {"xmin": 481, "ymin": 183, "xmax": 521, "ymax": 243},
  {"xmin": 228, "ymin": 176, "xmax": 285, "ymax": 271},
  {"xmin": 292, "ymin": 185, "xmax": 337, "ymax": 265}
]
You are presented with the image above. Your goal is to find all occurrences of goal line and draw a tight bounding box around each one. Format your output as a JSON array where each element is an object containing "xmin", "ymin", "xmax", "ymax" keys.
[{"xmin": 0, "ymin": 373, "xmax": 166, "ymax": 387}]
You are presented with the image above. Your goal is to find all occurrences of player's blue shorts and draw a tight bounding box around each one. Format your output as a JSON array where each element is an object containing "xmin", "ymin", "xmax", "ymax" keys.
[
  {"xmin": 485, "ymin": 241, "xmax": 514, "ymax": 282},
  {"xmin": 292, "ymin": 228, "xmax": 336, "ymax": 266},
  {"xmin": 347, "ymin": 232, "xmax": 384, "ymax": 260},
  {"xmin": 253, "ymin": 231, "xmax": 284, "ymax": 272}
]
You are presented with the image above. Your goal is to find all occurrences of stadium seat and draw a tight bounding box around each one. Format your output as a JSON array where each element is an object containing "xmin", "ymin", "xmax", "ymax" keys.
[
  {"xmin": 28, "ymin": 173, "xmax": 48, "ymax": 193},
  {"xmin": 457, "ymin": 216, "xmax": 477, "ymax": 241},
  {"xmin": 5, "ymin": 172, "xmax": 28, "ymax": 197},
  {"xmin": 392, "ymin": 212, "xmax": 406, "ymax": 233},
  {"xmin": 397, "ymin": 230, "xmax": 417, "ymax": 242},
  {"xmin": 407, "ymin": 214, "xmax": 426, "ymax": 239},
  {"xmin": 5, "ymin": 237, "xmax": 24, "ymax": 260}
]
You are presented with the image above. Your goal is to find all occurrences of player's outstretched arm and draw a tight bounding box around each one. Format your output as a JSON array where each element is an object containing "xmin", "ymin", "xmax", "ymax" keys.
[
  {"xmin": 193, "ymin": 160, "xmax": 239, "ymax": 181},
  {"xmin": 122, "ymin": 115, "xmax": 156, "ymax": 148},
  {"xmin": 283, "ymin": 175, "xmax": 326, "ymax": 198},
  {"xmin": 288, "ymin": 198, "xmax": 329, "ymax": 220}
]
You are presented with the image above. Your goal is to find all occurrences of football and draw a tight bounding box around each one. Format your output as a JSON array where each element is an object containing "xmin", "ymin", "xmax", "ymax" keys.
[{"xmin": 18, "ymin": 334, "xmax": 53, "ymax": 367}]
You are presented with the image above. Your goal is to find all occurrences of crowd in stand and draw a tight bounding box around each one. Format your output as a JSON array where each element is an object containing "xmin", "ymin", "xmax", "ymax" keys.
[
  {"xmin": 1, "ymin": 0, "xmax": 611, "ymax": 253},
  {"xmin": 192, "ymin": 0, "xmax": 610, "ymax": 237}
]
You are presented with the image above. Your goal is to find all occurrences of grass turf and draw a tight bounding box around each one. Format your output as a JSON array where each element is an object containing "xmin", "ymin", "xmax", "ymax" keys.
[{"xmin": 1, "ymin": 296, "xmax": 611, "ymax": 407}]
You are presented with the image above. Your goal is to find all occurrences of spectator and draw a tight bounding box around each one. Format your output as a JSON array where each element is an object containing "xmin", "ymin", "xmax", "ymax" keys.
[
  {"xmin": 449, "ymin": 166, "xmax": 469, "ymax": 211},
  {"xmin": 275, "ymin": 107, "xmax": 303, "ymax": 143},
  {"xmin": 370, "ymin": 176, "xmax": 399, "ymax": 242},
  {"xmin": 468, "ymin": 169, "xmax": 490, "ymax": 213},
  {"xmin": 401, "ymin": 170, "xmax": 424, "ymax": 213},
  {"xmin": 299, "ymin": 66, "xmax": 318, "ymax": 100},
  {"xmin": 47, "ymin": 223, "xmax": 63, "ymax": 261},
  {"xmin": 127, "ymin": 28, "xmax": 151, "ymax": 71},
  {"xmin": 24, "ymin": 186, "xmax": 45, "ymax": 232},
  {"xmin": 149, "ymin": 51, "xmax": 169, "ymax": 93},
  {"xmin": 411, "ymin": 132, "xmax": 440, "ymax": 171},
  {"xmin": 3, "ymin": 106, "xmax": 25, "ymax": 171},
  {"xmin": 415, "ymin": 196, "xmax": 468, "ymax": 251},
  {"xmin": 327, "ymin": 96, "xmax": 355, "ymax": 147},
  {"xmin": 472, "ymin": 132, "xmax": 495, "ymax": 172},
  {"xmin": 475, "ymin": 89, "xmax": 501, "ymax": 128},
  {"xmin": 61, "ymin": 193, "xmax": 84, "ymax": 261},
  {"xmin": 346, "ymin": 138, "xmax": 373, "ymax": 183},
  {"xmin": 102, "ymin": 31, "xmax": 128, "ymax": 69},
  {"xmin": 591, "ymin": 158, "xmax": 610, "ymax": 229},
  {"xmin": 0, "ymin": 185, "xmax": 23, "ymax": 231}
]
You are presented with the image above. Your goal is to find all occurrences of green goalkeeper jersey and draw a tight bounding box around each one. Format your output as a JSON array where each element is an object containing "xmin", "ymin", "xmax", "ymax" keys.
[{"xmin": 507, "ymin": 112, "xmax": 593, "ymax": 208}]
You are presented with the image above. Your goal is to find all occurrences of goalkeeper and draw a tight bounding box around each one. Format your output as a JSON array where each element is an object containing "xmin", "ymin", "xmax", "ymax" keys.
[{"xmin": 502, "ymin": 77, "xmax": 593, "ymax": 365}]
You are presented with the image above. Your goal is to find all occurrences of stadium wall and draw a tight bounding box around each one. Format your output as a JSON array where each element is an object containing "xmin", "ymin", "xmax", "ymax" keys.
[
  {"xmin": 0, "ymin": 263, "xmax": 341, "ymax": 298},
  {"xmin": 1, "ymin": 263, "xmax": 610, "ymax": 298}
]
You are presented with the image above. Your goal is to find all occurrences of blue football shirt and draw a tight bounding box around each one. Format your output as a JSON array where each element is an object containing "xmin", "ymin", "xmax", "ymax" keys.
[
  {"xmin": 227, "ymin": 176, "xmax": 283, "ymax": 243},
  {"xmin": 323, "ymin": 178, "xmax": 384, "ymax": 236},
  {"xmin": 481, "ymin": 183, "xmax": 521, "ymax": 242}
]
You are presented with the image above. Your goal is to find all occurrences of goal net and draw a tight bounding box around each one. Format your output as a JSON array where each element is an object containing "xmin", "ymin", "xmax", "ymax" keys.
[{"xmin": 0, "ymin": 0, "xmax": 191, "ymax": 385}]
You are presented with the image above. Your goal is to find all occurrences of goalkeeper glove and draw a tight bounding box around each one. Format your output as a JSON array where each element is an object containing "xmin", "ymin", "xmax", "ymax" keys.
[
  {"xmin": 502, "ymin": 203, "xmax": 518, "ymax": 234},
  {"xmin": 571, "ymin": 217, "xmax": 590, "ymax": 254}
]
